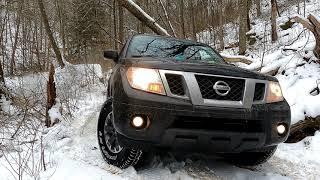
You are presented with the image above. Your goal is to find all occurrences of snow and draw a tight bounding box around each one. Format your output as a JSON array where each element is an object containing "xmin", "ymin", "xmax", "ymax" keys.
[
  {"xmin": 277, "ymin": 132, "xmax": 320, "ymax": 166},
  {"xmin": 40, "ymin": 158, "xmax": 123, "ymax": 180},
  {"xmin": 48, "ymin": 99, "xmax": 63, "ymax": 125},
  {"xmin": 0, "ymin": 65, "xmax": 320, "ymax": 180},
  {"xmin": 220, "ymin": 53, "xmax": 255, "ymax": 64},
  {"xmin": 277, "ymin": 63, "xmax": 320, "ymax": 123},
  {"xmin": 1, "ymin": 65, "xmax": 320, "ymax": 179}
]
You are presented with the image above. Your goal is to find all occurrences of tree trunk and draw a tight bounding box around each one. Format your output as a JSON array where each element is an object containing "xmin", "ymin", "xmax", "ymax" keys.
[
  {"xmin": 118, "ymin": 0, "xmax": 169, "ymax": 36},
  {"xmin": 286, "ymin": 116, "xmax": 320, "ymax": 143},
  {"xmin": 46, "ymin": 64, "xmax": 56, "ymax": 127},
  {"xmin": 37, "ymin": 0, "xmax": 65, "ymax": 68},
  {"xmin": 179, "ymin": 0, "xmax": 185, "ymax": 38},
  {"xmin": 190, "ymin": 0, "xmax": 197, "ymax": 41},
  {"xmin": 0, "ymin": 60, "xmax": 4, "ymax": 84},
  {"xmin": 315, "ymin": 39, "xmax": 320, "ymax": 59},
  {"xmin": 113, "ymin": 0, "xmax": 118, "ymax": 50},
  {"xmin": 10, "ymin": 2, "xmax": 22, "ymax": 76},
  {"xmin": 118, "ymin": 4, "xmax": 124, "ymax": 46},
  {"xmin": 246, "ymin": 0, "xmax": 251, "ymax": 31},
  {"xmin": 0, "ymin": 59, "xmax": 4, "ymax": 102},
  {"xmin": 218, "ymin": 8, "xmax": 225, "ymax": 50},
  {"xmin": 271, "ymin": 0, "xmax": 278, "ymax": 42},
  {"xmin": 255, "ymin": 0, "xmax": 261, "ymax": 16},
  {"xmin": 56, "ymin": 0, "xmax": 66, "ymax": 56},
  {"xmin": 239, "ymin": 0, "xmax": 248, "ymax": 55}
]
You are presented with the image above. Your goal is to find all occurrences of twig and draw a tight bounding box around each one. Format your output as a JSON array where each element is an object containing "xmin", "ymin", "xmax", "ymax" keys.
[
  {"xmin": 158, "ymin": 0, "xmax": 176, "ymax": 37},
  {"xmin": 260, "ymin": 23, "xmax": 267, "ymax": 72},
  {"xmin": 95, "ymin": 21, "xmax": 124, "ymax": 45}
]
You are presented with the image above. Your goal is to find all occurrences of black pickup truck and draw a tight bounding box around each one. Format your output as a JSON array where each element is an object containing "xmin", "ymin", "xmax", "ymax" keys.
[{"xmin": 97, "ymin": 34, "xmax": 291, "ymax": 169}]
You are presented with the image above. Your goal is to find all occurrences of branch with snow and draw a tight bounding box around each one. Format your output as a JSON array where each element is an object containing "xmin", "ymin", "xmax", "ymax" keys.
[
  {"xmin": 118, "ymin": 0, "xmax": 170, "ymax": 36},
  {"xmin": 220, "ymin": 53, "xmax": 253, "ymax": 65}
]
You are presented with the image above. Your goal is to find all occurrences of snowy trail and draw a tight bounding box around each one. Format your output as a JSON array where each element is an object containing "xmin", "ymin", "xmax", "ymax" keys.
[{"xmin": 47, "ymin": 104, "xmax": 319, "ymax": 180}]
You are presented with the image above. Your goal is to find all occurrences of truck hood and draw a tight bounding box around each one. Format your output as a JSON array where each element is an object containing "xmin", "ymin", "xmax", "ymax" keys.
[{"xmin": 122, "ymin": 58, "xmax": 277, "ymax": 81}]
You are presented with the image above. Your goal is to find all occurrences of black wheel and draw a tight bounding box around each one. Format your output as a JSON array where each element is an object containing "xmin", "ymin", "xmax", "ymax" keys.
[
  {"xmin": 97, "ymin": 99, "xmax": 142, "ymax": 169},
  {"xmin": 223, "ymin": 146, "xmax": 277, "ymax": 166}
]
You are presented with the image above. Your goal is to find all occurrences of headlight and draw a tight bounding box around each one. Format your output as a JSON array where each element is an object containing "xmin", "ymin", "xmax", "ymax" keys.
[
  {"xmin": 266, "ymin": 81, "xmax": 284, "ymax": 103},
  {"xmin": 126, "ymin": 67, "xmax": 166, "ymax": 95}
]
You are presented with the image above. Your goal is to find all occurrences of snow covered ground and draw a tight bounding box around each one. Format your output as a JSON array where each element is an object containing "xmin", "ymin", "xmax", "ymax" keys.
[
  {"xmin": 1, "ymin": 71, "xmax": 319, "ymax": 180},
  {"xmin": 1, "ymin": 0, "xmax": 320, "ymax": 179}
]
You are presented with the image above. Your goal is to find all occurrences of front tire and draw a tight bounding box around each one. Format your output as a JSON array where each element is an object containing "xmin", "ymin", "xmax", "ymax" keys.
[
  {"xmin": 97, "ymin": 99, "xmax": 142, "ymax": 169},
  {"xmin": 223, "ymin": 146, "xmax": 277, "ymax": 166}
]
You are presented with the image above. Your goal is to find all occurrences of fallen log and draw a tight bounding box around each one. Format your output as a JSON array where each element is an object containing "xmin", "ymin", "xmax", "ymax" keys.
[
  {"xmin": 286, "ymin": 116, "xmax": 320, "ymax": 143},
  {"xmin": 291, "ymin": 14, "xmax": 320, "ymax": 59},
  {"xmin": 220, "ymin": 54, "xmax": 253, "ymax": 65}
]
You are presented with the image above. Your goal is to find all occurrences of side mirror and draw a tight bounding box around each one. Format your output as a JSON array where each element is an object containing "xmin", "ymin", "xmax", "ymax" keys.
[{"xmin": 104, "ymin": 50, "xmax": 119, "ymax": 63}]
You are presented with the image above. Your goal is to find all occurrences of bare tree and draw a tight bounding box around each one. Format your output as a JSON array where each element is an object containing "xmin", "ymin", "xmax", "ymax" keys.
[
  {"xmin": 0, "ymin": 59, "xmax": 4, "ymax": 104},
  {"xmin": 239, "ymin": 0, "xmax": 248, "ymax": 55},
  {"xmin": 37, "ymin": 0, "xmax": 65, "ymax": 68},
  {"xmin": 218, "ymin": 4, "xmax": 225, "ymax": 50},
  {"xmin": 118, "ymin": 4, "xmax": 124, "ymax": 45},
  {"xmin": 255, "ymin": 0, "xmax": 261, "ymax": 16},
  {"xmin": 190, "ymin": 0, "xmax": 197, "ymax": 40},
  {"xmin": 10, "ymin": 0, "xmax": 23, "ymax": 76},
  {"xmin": 179, "ymin": 0, "xmax": 185, "ymax": 38},
  {"xmin": 113, "ymin": 0, "xmax": 118, "ymax": 50},
  {"xmin": 159, "ymin": 0, "xmax": 176, "ymax": 37},
  {"xmin": 271, "ymin": 0, "xmax": 278, "ymax": 42}
]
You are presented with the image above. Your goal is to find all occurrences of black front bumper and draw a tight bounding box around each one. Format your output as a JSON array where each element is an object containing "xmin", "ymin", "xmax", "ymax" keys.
[
  {"xmin": 112, "ymin": 99, "xmax": 290, "ymax": 153},
  {"xmin": 111, "ymin": 69, "xmax": 291, "ymax": 153}
]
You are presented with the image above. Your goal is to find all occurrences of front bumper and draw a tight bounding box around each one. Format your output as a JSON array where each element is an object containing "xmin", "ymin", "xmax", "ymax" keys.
[
  {"xmin": 111, "ymin": 70, "xmax": 291, "ymax": 153},
  {"xmin": 113, "ymin": 100, "xmax": 290, "ymax": 153}
]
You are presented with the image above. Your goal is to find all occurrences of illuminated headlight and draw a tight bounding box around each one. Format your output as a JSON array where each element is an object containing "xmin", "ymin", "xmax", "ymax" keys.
[
  {"xmin": 126, "ymin": 67, "xmax": 165, "ymax": 95},
  {"xmin": 266, "ymin": 81, "xmax": 284, "ymax": 103}
]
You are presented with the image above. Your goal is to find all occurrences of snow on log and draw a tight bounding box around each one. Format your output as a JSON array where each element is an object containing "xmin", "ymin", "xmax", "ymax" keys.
[
  {"xmin": 291, "ymin": 14, "xmax": 320, "ymax": 59},
  {"xmin": 118, "ymin": 0, "xmax": 170, "ymax": 36},
  {"xmin": 220, "ymin": 53, "xmax": 253, "ymax": 65}
]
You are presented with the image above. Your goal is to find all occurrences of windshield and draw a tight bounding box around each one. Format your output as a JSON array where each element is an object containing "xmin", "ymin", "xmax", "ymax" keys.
[{"xmin": 126, "ymin": 35, "xmax": 225, "ymax": 64}]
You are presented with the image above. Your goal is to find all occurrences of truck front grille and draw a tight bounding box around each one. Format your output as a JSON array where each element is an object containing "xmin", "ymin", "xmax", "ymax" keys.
[
  {"xmin": 172, "ymin": 116, "xmax": 263, "ymax": 132},
  {"xmin": 195, "ymin": 75, "xmax": 245, "ymax": 101},
  {"xmin": 253, "ymin": 83, "xmax": 266, "ymax": 101},
  {"xmin": 165, "ymin": 74, "xmax": 185, "ymax": 96}
]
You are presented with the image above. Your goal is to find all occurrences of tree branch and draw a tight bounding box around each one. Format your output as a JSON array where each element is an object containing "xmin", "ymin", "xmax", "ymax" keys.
[{"xmin": 291, "ymin": 15, "xmax": 314, "ymax": 33}]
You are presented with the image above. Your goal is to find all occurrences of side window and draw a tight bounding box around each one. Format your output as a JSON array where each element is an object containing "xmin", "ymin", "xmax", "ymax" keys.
[
  {"xmin": 184, "ymin": 46, "xmax": 220, "ymax": 61},
  {"xmin": 185, "ymin": 47, "xmax": 201, "ymax": 60},
  {"xmin": 199, "ymin": 50, "xmax": 212, "ymax": 60}
]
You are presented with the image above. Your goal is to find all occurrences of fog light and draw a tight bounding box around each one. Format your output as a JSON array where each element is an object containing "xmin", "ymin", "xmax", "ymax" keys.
[
  {"xmin": 277, "ymin": 124, "xmax": 286, "ymax": 135},
  {"xmin": 132, "ymin": 116, "xmax": 144, "ymax": 128}
]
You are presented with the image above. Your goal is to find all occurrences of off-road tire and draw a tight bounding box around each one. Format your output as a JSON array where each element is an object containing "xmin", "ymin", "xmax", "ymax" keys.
[
  {"xmin": 223, "ymin": 146, "xmax": 277, "ymax": 166},
  {"xmin": 97, "ymin": 99, "xmax": 143, "ymax": 169}
]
